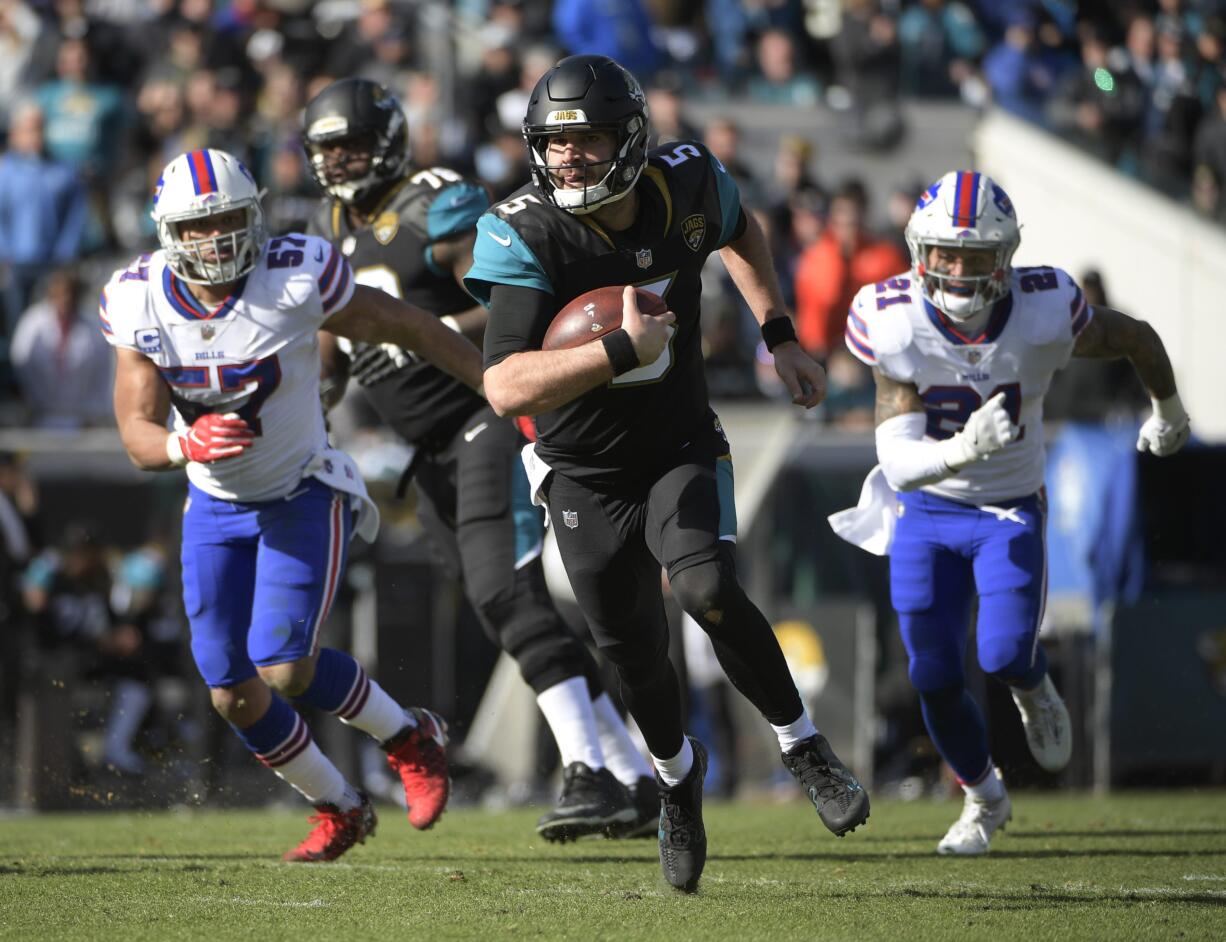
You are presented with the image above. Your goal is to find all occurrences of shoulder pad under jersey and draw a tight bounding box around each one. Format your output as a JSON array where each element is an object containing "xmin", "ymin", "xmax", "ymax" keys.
[
  {"xmin": 267, "ymin": 232, "xmax": 355, "ymax": 320},
  {"xmin": 99, "ymin": 252, "xmax": 156, "ymax": 349},
  {"xmin": 1013, "ymin": 266, "xmax": 1090, "ymax": 346},
  {"xmin": 397, "ymin": 169, "xmax": 490, "ymax": 243},
  {"xmin": 845, "ymin": 276, "xmax": 917, "ymax": 375}
]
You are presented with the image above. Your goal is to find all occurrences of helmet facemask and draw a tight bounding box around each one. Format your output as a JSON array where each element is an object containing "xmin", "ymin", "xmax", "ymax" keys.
[
  {"xmin": 158, "ymin": 201, "xmax": 266, "ymax": 286},
  {"xmin": 524, "ymin": 114, "xmax": 649, "ymax": 215},
  {"xmin": 908, "ymin": 236, "xmax": 1015, "ymax": 321}
]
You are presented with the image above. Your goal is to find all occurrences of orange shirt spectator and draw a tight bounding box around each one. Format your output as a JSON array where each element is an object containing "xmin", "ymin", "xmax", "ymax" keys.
[{"xmin": 794, "ymin": 182, "xmax": 907, "ymax": 357}]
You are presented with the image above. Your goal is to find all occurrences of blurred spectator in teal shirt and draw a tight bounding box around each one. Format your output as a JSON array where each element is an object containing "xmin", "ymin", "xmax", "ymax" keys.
[
  {"xmin": 747, "ymin": 28, "xmax": 821, "ymax": 106},
  {"xmin": 898, "ymin": 0, "xmax": 985, "ymax": 97},
  {"xmin": 0, "ymin": 102, "xmax": 87, "ymax": 346}
]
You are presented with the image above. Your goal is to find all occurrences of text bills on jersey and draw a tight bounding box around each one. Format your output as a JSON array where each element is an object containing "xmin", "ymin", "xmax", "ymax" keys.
[
  {"xmin": 845, "ymin": 266, "xmax": 1092, "ymax": 505},
  {"xmin": 99, "ymin": 235, "xmax": 357, "ymax": 504}
]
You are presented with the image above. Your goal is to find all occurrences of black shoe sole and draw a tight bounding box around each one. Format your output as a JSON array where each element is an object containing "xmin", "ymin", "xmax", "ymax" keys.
[
  {"xmin": 823, "ymin": 793, "xmax": 871, "ymax": 837},
  {"xmin": 538, "ymin": 809, "xmax": 637, "ymax": 843}
]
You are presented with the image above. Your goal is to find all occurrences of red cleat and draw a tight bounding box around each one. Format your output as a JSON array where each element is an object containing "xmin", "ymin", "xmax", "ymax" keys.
[
  {"xmin": 383, "ymin": 707, "xmax": 450, "ymax": 830},
  {"xmin": 283, "ymin": 792, "xmax": 377, "ymax": 862}
]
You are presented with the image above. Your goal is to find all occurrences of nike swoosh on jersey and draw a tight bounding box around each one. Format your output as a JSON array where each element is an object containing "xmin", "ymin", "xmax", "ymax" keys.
[
  {"xmin": 464, "ymin": 421, "xmax": 489, "ymax": 442},
  {"xmin": 488, "ymin": 231, "xmax": 512, "ymax": 247}
]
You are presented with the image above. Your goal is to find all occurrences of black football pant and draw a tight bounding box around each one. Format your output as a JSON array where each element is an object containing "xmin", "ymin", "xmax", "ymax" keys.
[
  {"xmin": 414, "ymin": 405, "xmax": 603, "ymax": 697},
  {"xmin": 543, "ymin": 454, "xmax": 804, "ymax": 759}
]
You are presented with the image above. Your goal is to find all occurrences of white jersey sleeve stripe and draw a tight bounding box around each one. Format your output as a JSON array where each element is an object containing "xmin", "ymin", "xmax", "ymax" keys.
[
  {"xmin": 1069, "ymin": 286, "xmax": 1092, "ymax": 336},
  {"xmin": 845, "ymin": 306, "xmax": 876, "ymax": 364},
  {"xmin": 318, "ymin": 245, "xmax": 341, "ymax": 294},
  {"xmin": 321, "ymin": 257, "xmax": 354, "ymax": 316},
  {"xmin": 98, "ymin": 287, "xmax": 113, "ymax": 336}
]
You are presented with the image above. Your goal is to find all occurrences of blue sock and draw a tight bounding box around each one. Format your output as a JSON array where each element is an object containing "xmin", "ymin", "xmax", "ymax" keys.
[
  {"xmin": 918, "ymin": 685, "xmax": 991, "ymax": 783},
  {"xmin": 231, "ymin": 694, "xmax": 308, "ymax": 768},
  {"xmin": 295, "ymin": 648, "xmax": 368, "ymax": 717}
]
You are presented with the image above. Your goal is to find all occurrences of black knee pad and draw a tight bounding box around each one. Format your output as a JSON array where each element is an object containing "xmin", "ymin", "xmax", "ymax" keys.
[
  {"xmin": 471, "ymin": 560, "xmax": 600, "ymax": 696},
  {"xmin": 669, "ymin": 556, "xmax": 736, "ymax": 630}
]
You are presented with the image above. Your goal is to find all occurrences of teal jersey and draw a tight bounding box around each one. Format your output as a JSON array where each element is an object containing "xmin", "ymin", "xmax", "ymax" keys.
[{"xmin": 466, "ymin": 141, "xmax": 745, "ymax": 490}]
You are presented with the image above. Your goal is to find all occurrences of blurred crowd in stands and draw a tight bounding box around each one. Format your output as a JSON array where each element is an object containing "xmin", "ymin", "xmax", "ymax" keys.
[
  {"xmin": 2, "ymin": 0, "xmax": 1197, "ymax": 806},
  {"xmin": 0, "ymin": 0, "xmax": 1210, "ymax": 427}
]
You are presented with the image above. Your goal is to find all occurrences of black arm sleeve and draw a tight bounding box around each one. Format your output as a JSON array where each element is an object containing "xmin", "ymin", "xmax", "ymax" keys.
[{"xmin": 482, "ymin": 282, "xmax": 557, "ymax": 369}]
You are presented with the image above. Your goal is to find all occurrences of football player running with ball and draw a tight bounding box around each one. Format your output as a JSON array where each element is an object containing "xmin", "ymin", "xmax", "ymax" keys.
[
  {"xmin": 466, "ymin": 55, "xmax": 869, "ymax": 893},
  {"xmin": 302, "ymin": 78, "xmax": 660, "ymax": 842},
  {"xmin": 832, "ymin": 170, "xmax": 1190, "ymax": 855},
  {"xmin": 103, "ymin": 148, "xmax": 484, "ymax": 861}
]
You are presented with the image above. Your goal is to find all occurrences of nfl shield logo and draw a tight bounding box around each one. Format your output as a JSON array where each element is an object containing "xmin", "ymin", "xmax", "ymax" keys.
[
  {"xmin": 562, "ymin": 509, "xmax": 579, "ymax": 529},
  {"xmin": 636, "ymin": 248, "xmax": 652, "ymax": 269},
  {"xmin": 201, "ymin": 323, "xmax": 216, "ymax": 342},
  {"xmin": 966, "ymin": 350, "xmax": 981, "ymax": 365}
]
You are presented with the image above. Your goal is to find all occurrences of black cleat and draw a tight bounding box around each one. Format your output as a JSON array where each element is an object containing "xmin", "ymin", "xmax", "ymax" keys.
[
  {"xmin": 537, "ymin": 762, "xmax": 636, "ymax": 843},
  {"xmin": 658, "ymin": 737, "xmax": 708, "ymax": 893},
  {"xmin": 782, "ymin": 734, "xmax": 870, "ymax": 837},
  {"xmin": 605, "ymin": 775, "xmax": 659, "ymax": 839}
]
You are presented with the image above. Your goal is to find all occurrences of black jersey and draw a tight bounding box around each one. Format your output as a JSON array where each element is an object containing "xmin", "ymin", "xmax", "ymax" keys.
[
  {"xmin": 465, "ymin": 140, "xmax": 746, "ymax": 491},
  {"xmin": 308, "ymin": 167, "xmax": 489, "ymax": 448}
]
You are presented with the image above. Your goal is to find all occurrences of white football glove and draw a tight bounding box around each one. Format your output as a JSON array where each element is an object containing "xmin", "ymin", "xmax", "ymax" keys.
[
  {"xmin": 940, "ymin": 392, "xmax": 1019, "ymax": 471},
  {"xmin": 1137, "ymin": 393, "xmax": 1190, "ymax": 457}
]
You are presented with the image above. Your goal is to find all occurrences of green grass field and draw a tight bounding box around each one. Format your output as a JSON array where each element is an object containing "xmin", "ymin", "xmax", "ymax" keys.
[{"xmin": 2, "ymin": 793, "xmax": 1224, "ymax": 941}]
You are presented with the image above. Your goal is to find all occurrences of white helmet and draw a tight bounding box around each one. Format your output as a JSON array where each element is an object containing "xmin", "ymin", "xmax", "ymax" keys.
[
  {"xmin": 904, "ymin": 170, "xmax": 1020, "ymax": 321},
  {"xmin": 151, "ymin": 149, "xmax": 267, "ymax": 285}
]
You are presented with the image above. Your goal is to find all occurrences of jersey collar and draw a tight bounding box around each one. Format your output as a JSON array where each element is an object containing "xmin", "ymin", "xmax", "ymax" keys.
[
  {"xmin": 162, "ymin": 265, "xmax": 248, "ymax": 321},
  {"xmin": 924, "ymin": 292, "xmax": 1013, "ymax": 345}
]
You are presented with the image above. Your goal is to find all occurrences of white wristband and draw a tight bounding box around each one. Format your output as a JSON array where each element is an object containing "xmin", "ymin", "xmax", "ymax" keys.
[
  {"xmin": 166, "ymin": 433, "xmax": 188, "ymax": 467},
  {"xmin": 1152, "ymin": 393, "xmax": 1186, "ymax": 423},
  {"xmin": 440, "ymin": 315, "xmax": 461, "ymax": 333}
]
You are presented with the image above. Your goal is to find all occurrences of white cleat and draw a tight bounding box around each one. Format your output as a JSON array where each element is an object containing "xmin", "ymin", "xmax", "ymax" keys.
[
  {"xmin": 1011, "ymin": 674, "xmax": 1072, "ymax": 772},
  {"xmin": 937, "ymin": 789, "xmax": 1012, "ymax": 856}
]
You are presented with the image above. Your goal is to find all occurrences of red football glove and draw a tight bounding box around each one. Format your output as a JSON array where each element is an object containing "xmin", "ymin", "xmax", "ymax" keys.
[{"xmin": 167, "ymin": 412, "xmax": 254, "ymax": 466}]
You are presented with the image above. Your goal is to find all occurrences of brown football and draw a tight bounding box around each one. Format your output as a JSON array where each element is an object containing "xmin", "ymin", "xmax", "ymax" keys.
[{"xmin": 541, "ymin": 285, "xmax": 669, "ymax": 351}]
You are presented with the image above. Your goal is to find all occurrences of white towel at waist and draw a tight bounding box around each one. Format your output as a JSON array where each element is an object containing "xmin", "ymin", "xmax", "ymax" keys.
[
  {"xmin": 827, "ymin": 464, "xmax": 899, "ymax": 557},
  {"xmin": 304, "ymin": 447, "xmax": 381, "ymax": 543}
]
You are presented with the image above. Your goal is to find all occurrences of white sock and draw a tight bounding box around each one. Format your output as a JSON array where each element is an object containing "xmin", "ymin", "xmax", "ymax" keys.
[
  {"xmin": 272, "ymin": 735, "xmax": 359, "ymax": 810},
  {"xmin": 963, "ymin": 765, "xmax": 1006, "ymax": 802},
  {"xmin": 592, "ymin": 693, "xmax": 653, "ymax": 785},
  {"xmin": 652, "ymin": 737, "xmax": 694, "ymax": 788},
  {"xmin": 536, "ymin": 676, "xmax": 604, "ymax": 769},
  {"xmin": 771, "ymin": 710, "xmax": 819, "ymax": 753},
  {"xmin": 339, "ymin": 678, "xmax": 412, "ymax": 743}
]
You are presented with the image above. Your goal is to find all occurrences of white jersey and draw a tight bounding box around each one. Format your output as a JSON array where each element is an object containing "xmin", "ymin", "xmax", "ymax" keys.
[
  {"xmin": 845, "ymin": 266, "xmax": 1092, "ymax": 504},
  {"xmin": 100, "ymin": 234, "xmax": 356, "ymax": 502}
]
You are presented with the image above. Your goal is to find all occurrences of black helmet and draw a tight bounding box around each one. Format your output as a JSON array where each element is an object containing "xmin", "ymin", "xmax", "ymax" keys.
[
  {"xmin": 302, "ymin": 78, "xmax": 409, "ymax": 205},
  {"xmin": 522, "ymin": 55, "xmax": 650, "ymax": 215}
]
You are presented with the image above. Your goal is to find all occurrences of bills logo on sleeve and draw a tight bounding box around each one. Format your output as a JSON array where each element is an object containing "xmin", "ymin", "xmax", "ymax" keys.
[{"xmin": 136, "ymin": 328, "xmax": 162, "ymax": 354}]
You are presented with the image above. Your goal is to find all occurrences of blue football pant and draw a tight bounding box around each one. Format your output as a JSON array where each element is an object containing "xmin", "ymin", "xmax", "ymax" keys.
[{"xmin": 181, "ymin": 478, "xmax": 354, "ymax": 689}]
